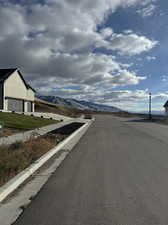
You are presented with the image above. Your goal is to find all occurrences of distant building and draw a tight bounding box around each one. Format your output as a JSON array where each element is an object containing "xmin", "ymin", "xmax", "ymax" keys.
[
  {"xmin": 0, "ymin": 68, "xmax": 35, "ymax": 112},
  {"xmin": 164, "ymin": 100, "xmax": 168, "ymax": 115}
]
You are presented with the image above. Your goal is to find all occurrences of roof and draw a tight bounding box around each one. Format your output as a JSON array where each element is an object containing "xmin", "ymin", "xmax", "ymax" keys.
[
  {"xmin": 164, "ymin": 100, "xmax": 168, "ymax": 107},
  {"xmin": 0, "ymin": 68, "xmax": 36, "ymax": 92},
  {"xmin": 0, "ymin": 68, "xmax": 17, "ymax": 83}
]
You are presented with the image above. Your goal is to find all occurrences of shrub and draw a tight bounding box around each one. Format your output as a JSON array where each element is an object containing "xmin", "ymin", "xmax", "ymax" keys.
[{"xmin": 10, "ymin": 141, "xmax": 24, "ymax": 151}]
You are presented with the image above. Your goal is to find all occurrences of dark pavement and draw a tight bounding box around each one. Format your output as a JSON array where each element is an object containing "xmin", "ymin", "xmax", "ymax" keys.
[{"xmin": 14, "ymin": 115, "xmax": 168, "ymax": 225}]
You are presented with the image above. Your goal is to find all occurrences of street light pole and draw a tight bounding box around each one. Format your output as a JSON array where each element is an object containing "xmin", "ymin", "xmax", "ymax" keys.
[{"xmin": 149, "ymin": 92, "xmax": 152, "ymax": 120}]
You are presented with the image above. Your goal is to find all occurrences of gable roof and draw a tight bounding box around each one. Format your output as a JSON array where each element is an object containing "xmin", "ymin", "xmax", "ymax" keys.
[
  {"xmin": 164, "ymin": 100, "xmax": 168, "ymax": 107},
  {"xmin": 0, "ymin": 68, "xmax": 36, "ymax": 92},
  {"xmin": 17, "ymin": 70, "xmax": 36, "ymax": 92},
  {"xmin": 0, "ymin": 68, "xmax": 17, "ymax": 83}
]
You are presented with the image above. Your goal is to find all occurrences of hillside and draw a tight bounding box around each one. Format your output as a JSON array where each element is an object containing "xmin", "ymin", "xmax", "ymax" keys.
[
  {"xmin": 35, "ymin": 98, "xmax": 91, "ymax": 117},
  {"xmin": 37, "ymin": 95, "xmax": 121, "ymax": 113}
]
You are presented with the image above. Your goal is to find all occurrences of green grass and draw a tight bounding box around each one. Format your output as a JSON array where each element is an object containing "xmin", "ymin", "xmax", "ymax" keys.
[{"xmin": 0, "ymin": 112, "xmax": 58, "ymax": 130}]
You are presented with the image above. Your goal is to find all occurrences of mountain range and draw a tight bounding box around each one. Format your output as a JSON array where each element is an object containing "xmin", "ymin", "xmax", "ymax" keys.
[
  {"xmin": 37, "ymin": 95, "xmax": 122, "ymax": 113},
  {"xmin": 138, "ymin": 110, "xmax": 164, "ymax": 115}
]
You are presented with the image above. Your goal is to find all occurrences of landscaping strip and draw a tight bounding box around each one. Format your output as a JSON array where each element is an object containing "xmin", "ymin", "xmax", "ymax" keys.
[
  {"xmin": 0, "ymin": 120, "xmax": 93, "ymax": 203},
  {"xmin": 0, "ymin": 119, "xmax": 78, "ymax": 146},
  {"xmin": 0, "ymin": 133, "xmax": 68, "ymax": 187}
]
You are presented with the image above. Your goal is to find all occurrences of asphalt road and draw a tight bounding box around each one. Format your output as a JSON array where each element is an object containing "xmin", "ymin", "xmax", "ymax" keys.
[{"xmin": 14, "ymin": 115, "xmax": 168, "ymax": 225}]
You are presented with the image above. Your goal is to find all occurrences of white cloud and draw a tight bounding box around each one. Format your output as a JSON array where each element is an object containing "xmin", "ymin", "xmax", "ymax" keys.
[
  {"xmin": 0, "ymin": 0, "xmax": 158, "ymax": 101},
  {"xmin": 161, "ymin": 75, "xmax": 168, "ymax": 82},
  {"xmin": 100, "ymin": 27, "xmax": 113, "ymax": 38},
  {"xmin": 0, "ymin": 5, "xmax": 29, "ymax": 37},
  {"xmin": 37, "ymin": 87, "xmax": 167, "ymax": 111},
  {"xmin": 123, "ymin": 29, "xmax": 133, "ymax": 34},
  {"xmin": 26, "ymin": 53, "xmax": 146, "ymax": 89},
  {"xmin": 141, "ymin": 0, "xmax": 157, "ymax": 6},
  {"xmin": 95, "ymin": 90, "xmax": 168, "ymax": 111},
  {"xmin": 146, "ymin": 56, "xmax": 156, "ymax": 61},
  {"xmin": 137, "ymin": 0, "xmax": 157, "ymax": 18},
  {"xmin": 98, "ymin": 32, "xmax": 158, "ymax": 55},
  {"xmin": 137, "ymin": 4, "xmax": 156, "ymax": 17}
]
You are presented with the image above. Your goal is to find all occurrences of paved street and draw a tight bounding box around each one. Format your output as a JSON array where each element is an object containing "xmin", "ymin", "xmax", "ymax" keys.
[{"xmin": 14, "ymin": 115, "xmax": 168, "ymax": 225}]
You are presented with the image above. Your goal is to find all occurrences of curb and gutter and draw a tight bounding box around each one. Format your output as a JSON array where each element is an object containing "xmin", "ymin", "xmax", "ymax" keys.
[
  {"xmin": 0, "ymin": 119, "xmax": 93, "ymax": 203},
  {"xmin": 0, "ymin": 118, "xmax": 85, "ymax": 146}
]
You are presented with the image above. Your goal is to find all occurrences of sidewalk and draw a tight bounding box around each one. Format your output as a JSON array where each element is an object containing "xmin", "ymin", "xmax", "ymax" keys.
[{"xmin": 0, "ymin": 118, "xmax": 86, "ymax": 146}]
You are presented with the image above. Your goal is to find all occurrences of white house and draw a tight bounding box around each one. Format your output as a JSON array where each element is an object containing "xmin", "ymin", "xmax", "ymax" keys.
[
  {"xmin": 164, "ymin": 101, "xmax": 168, "ymax": 115},
  {"xmin": 0, "ymin": 68, "xmax": 35, "ymax": 112}
]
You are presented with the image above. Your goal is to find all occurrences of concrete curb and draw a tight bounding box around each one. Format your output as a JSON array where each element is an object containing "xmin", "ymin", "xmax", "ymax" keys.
[
  {"xmin": 0, "ymin": 118, "xmax": 86, "ymax": 146},
  {"xmin": 0, "ymin": 120, "xmax": 93, "ymax": 203}
]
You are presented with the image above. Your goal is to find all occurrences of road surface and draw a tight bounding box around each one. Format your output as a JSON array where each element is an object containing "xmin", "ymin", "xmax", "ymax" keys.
[{"xmin": 14, "ymin": 115, "xmax": 168, "ymax": 225}]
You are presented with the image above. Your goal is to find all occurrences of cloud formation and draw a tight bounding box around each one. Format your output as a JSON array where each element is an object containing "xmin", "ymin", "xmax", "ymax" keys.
[
  {"xmin": 136, "ymin": 0, "xmax": 157, "ymax": 17},
  {"xmin": 0, "ymin": 0, "xmax": 158, "ymax": 108},
  {"xmin": 98, "ymin": 30, "xmax": 157, "ymax": 55}
]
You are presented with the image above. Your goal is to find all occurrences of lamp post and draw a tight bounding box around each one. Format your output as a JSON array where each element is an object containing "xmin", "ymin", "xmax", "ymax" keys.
[{"xmin": 149, "ymin": 92, "xmax": 152, "ymax": 120}]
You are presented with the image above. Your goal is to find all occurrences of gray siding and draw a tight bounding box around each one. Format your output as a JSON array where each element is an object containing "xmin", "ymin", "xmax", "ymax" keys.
[
  {"xmin": 7, "ymin": 99, "xmax": 24, "ymax": 112},
  {"xmin": 27, "ymin": 101, "xmax": 32, "ymax": 112}
]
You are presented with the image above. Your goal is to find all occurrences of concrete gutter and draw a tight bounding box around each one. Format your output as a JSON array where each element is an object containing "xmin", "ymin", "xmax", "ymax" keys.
[
  {"xmin": 0, "ymin": 118, "xmax": 86, "ymax": 146},
  {"xmin": 0, "ymin": 119, "xmax": 93, "ymax": 203}
]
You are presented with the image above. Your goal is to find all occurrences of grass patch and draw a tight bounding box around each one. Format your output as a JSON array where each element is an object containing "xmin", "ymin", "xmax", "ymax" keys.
[
  {"xmin": 0, "ymin": 112, "xmax": 58, "ymax": 130},
  {"xmin": 0, "ymin": 133, "xmax": 68, "ymax": 186}
]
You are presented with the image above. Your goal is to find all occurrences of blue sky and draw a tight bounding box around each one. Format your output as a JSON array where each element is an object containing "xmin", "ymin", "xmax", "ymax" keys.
[
  {"xmin": 106, "ymin": 0, "xmax": 168, "ymax": 91},
  {"xmin": 0, "ymin": 0, "xmax": 168, "ymax": 112}
]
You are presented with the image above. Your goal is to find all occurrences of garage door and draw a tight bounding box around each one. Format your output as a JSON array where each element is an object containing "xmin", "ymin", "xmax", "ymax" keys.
[
  {"xmin": 7, "ymin": 99, "xmax": 24, "ymax": 112},
  {"xmin": 27, "ymin": 101, "xmax": 32, "ymax": 112}
]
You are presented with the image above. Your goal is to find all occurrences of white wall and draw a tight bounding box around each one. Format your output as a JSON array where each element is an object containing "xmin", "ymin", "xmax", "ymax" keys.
[
  {"xmin": 4, "ymin": 71, "xmax": 28, "ymax": 100},
  {"xmin": 24, "ymin": 101, "xmax": 28, "ymax": 112},
  {"xmin": 32, "ymin": 102, "xmax": 35, "ymax": 112},
  {"xmin": 4, "ymin": 99, "xmax": 8, "ymax": 111},
  {"xmin": 24, "ymin": 101, "xmax": 34, "ymax": 112},
  {"xmin": 3, "ymin": 70, "xmax": 35, "ymax": 112},
  {"xmin": 27, "ymin": 88, "xmax": 34, "ymax": 101},
  {"xmin": 4, "ymin": 70, "xmax": 35, "ymax": 102}
]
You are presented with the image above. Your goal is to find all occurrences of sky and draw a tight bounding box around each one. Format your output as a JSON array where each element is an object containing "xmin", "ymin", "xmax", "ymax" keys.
[{"xmin": 0, "ymin": 0, "xmax": 168, "ymax": 112}]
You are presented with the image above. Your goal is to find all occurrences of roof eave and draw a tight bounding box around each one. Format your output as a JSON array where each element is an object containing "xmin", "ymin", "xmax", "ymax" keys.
[{"xmin": 17, "ymin": 70, "xmax": 36, "ymax": 93}]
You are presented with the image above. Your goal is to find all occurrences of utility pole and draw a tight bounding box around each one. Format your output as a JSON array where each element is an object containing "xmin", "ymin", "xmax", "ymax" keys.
[{"xmin": 149, "ymin": 92, "xmax": 152, "ymax": 120}]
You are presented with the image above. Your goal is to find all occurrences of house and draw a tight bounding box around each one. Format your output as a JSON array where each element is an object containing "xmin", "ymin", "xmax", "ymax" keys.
[
  {"xmin": 164, "ymin": 100, "xmax": 168, "ymax": 115},
  {"xmin": 0, "ymin": 68, "xmax": 35, "ymax": 112}
]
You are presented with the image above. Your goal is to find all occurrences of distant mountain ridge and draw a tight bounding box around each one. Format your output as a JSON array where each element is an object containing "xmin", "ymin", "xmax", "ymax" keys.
[
  {"xmin": 138, "ymin": 110, "xmax": 164, "ymax": 115},
  {"xmin": 37, "ymin": 95, "xmax": 122, "ymax": 113}
]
